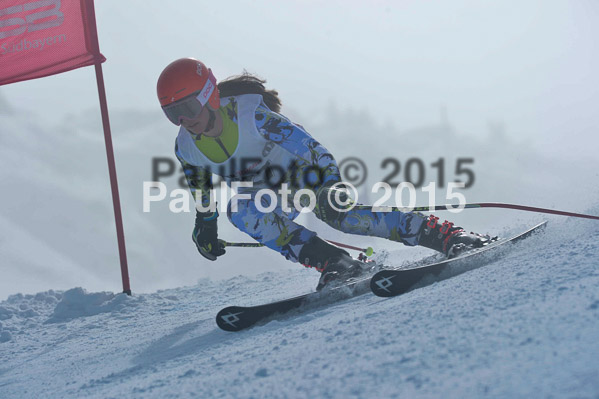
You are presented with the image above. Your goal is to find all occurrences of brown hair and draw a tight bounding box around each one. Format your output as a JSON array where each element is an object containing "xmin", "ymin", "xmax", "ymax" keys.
[{"xmin": 217, "ymin": 72, "xmax": 282, "ymax": 113}]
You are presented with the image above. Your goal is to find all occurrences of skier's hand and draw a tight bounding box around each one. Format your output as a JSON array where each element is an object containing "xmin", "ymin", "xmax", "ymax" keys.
[
  {"xmin": 192, "ymin": 210, "xmax": 226, "ymax": 261},
  {"xmin": 314, "ymin": 180, "xmax": 353, "ymax": 223}
]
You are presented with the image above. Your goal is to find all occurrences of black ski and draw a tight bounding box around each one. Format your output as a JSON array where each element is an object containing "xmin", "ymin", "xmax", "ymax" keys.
[
  {"xmin": 216, "ymin": 272, "xmax": 376, "ymax": 332},
  {"xmin": 216, "ymin": 222, "xmax": 546, "ymax": 331},
  {"xmin": 370, "ymin": 221, "xmax": 547, "ymax": 297}
]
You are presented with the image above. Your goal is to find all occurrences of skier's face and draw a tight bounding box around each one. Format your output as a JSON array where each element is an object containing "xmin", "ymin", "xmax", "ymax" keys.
[{"xmin": 181, "ymin": 105, "xmax": 222, "ymax": 137}]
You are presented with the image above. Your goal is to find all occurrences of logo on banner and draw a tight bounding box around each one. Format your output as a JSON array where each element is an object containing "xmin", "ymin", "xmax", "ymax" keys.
[{"xmin": 0, "ymin": 0, "xmax": 64, "ymax": 40}]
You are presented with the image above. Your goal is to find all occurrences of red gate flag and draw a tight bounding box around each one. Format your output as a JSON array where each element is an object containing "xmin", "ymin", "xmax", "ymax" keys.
[
  {"xmin": 0, "ymin": 0, "xmax": 105, "ymax": 85},
  {"xmin": 0, "ymin": 0, "xmax": 131, "ymax": 295}
]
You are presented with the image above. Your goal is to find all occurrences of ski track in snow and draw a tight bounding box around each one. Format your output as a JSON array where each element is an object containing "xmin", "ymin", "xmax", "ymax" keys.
[{"xmin": 0, "ymin": 217, "xmax": 598, "ymax": 398}]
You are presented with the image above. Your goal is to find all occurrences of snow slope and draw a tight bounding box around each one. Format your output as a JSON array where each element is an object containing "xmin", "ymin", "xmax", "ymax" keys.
[{"xmin": 0, "ymin": 216, "xmax": 598, "ymax": 398}]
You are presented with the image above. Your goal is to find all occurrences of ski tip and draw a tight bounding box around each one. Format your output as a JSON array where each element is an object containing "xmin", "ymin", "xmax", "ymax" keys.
[
  {"xmin": 369, "ymin": 270, "xmax": 401, "ymax": 297},
  {"xmin": 216, "ymin": 306, "xmax": 250, "ymax": 332}
]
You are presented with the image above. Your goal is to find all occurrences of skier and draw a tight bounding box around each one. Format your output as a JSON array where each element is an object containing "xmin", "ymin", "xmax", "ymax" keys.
[{"xmin": 156, "ymin": 58, "xmax": 492, "ymax": 290}]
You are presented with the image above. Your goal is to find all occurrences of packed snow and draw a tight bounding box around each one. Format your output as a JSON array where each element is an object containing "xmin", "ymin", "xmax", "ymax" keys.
[{"xmin": 1, "ymin": 215, "xmax": 598, "ymax": 398}]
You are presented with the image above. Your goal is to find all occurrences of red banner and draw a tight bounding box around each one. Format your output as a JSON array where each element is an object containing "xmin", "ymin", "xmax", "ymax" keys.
[{"xmin": 0, "ymin": 0, "xmax": 105, "ymax": 86}]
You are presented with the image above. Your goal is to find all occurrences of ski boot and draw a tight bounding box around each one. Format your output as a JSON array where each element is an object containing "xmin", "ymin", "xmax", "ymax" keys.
[
  {"xmin": 417, "ymin": 215, "xmax": 496, "ymax": 258},
  {"xmin": 298, "ymin": 235, "xmax": 370, "ymax": 291}
]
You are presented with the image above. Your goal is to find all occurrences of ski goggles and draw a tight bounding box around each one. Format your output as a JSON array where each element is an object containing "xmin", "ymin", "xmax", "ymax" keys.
[{"xmin": 162, "ymin": 69, "xmax": 217, "ymax": 126}]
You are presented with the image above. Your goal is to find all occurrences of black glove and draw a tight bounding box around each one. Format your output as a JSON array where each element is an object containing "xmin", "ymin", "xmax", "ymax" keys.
[
  {"xmin": 314, "ymin": 180, "xmax": 352, "ymax": 225},
  {"xmin": 192, "ymin": 210, "xmax": 226, "ymax": 261}
]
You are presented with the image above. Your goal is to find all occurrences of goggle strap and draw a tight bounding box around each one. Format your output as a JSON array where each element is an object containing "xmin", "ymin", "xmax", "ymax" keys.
[{"xmin": 195, "ymin": 69, "xmax": 216, "ymax": 106}]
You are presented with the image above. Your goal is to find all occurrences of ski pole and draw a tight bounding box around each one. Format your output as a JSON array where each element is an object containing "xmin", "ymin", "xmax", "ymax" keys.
[
  {"xmin": 353, "ymin": 202, "xmax": 599, "ymax": 221},
  {"xmin": 320, "ymin": 240, "xmax": 374, "ymax": 256},
  {"xmin": 219, "ymin": 241, "xmax": 264, "ymax": 248},
  {"xmin": 220, "ymin": 240, "xmax": 374, "ymax": 256}
]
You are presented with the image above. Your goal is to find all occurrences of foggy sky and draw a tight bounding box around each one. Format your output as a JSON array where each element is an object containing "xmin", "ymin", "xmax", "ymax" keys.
[{"xmin": 1, "ymin": 0, "xmax": 598, "ymax": 159}]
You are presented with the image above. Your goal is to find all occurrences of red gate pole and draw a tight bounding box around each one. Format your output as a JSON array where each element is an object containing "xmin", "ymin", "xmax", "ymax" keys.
[
  {"xmin": 86, "ymin": 0, "xmax": 131, "ymax": 295},
  {"xmin": 93, "ymin": 62, "xmax": 131, "ymax": 295}
]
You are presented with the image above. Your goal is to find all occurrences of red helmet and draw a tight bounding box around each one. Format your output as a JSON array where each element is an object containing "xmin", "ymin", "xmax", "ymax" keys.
[{"xmin": 157, "ymin": 58, "xmax": 220, "ymax": 125}]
